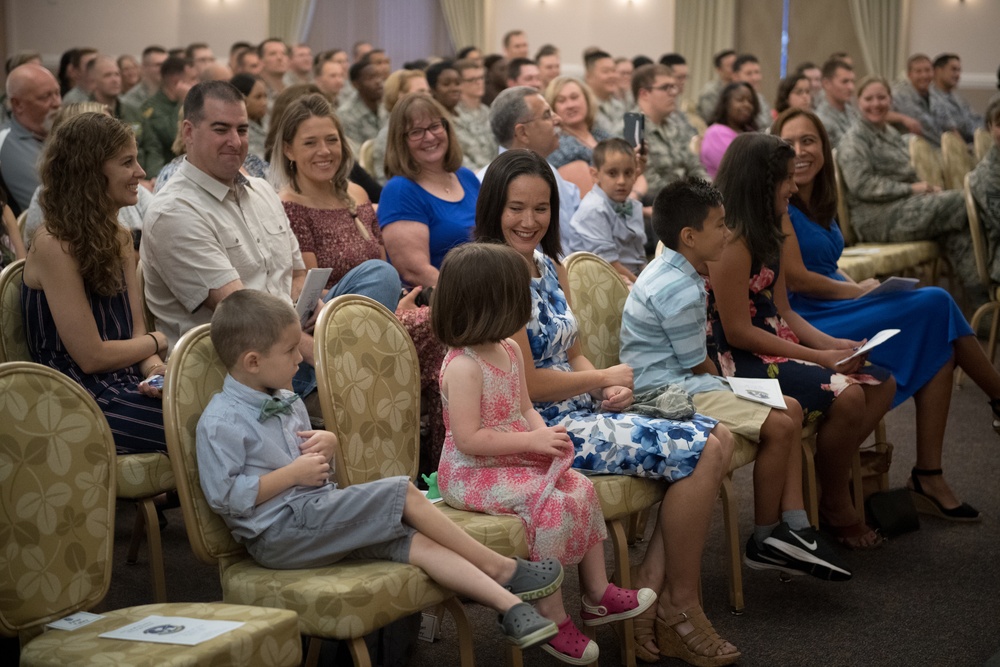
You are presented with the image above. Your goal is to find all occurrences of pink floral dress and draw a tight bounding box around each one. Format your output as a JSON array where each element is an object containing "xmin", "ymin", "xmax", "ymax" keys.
[
  {"xmin": 437, "ymin": 340, "xmax": 607, "ymax": 564},
  {"xmin": 706, "ymin": 261, "xmax": 890, "ymax": 424}
]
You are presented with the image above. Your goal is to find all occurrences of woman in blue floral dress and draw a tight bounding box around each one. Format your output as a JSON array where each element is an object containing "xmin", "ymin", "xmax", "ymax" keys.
[{"xmin": 475, "ymin": 149, "xmax": 741, "ymax": 667}]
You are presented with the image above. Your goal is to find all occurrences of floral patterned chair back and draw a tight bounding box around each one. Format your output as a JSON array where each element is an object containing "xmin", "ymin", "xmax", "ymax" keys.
[
  {"xmin": 162, "ymin": 324, "xmax": 244, "ymax": 566},
  {"xmin": 0, "ymin": 259, "xmax": 30, "ymax": 364},
  {"xmin": 940, "ymin": 130, "xmax": 973, "ymax": 191},
  {"xmin": 314, "ymin": 295, "xmax": 421, "ymax": 487},
  {"xmin": 0, "ymin": 362, "xmax": 117, "ymax": 638},
  {"xmin": 563, "ymin": 252, "xmax": 629, "ymax": 370},
  {"xmin": 908, "ymin": 134, "xmax": 945, "ymax": 190}
]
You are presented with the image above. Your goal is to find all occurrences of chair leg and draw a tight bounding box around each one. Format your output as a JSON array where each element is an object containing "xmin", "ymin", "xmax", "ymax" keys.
[
  {"xmin": 987, "ymin": 304, "xmax": 1000, "ymax": 366},
  {"xmin": 959, "ymin": 303, "xmax": 996, "ymax": 387},
  {"xmin": 346, "ymin": 637, "xmax": 372, "ymax": 667},
  {"xmin": 719, "ymin": 474, "xmax": 744, "ymax": 616},
  {"xmin": 126, "ymin": 502, "xmax": 145, "ymax": 564},
  {"xmin": 504, "ymin": 644, "xmax": 524, "ymax": 667},
  {"xmin": 874, "ymin": 420, "xmax": 891, "ymax": 494},
  {"xmin": 606, "ymin": 518, "xmax": 636, "ymax": 667},
  {"xmin": 442, "ymin": 597, "xmax": 475, "ymax": 667},
  {"xmin": 800, "ymin": 438, "xmax": 819, "ymax": 529},
  {"xmin": 138, "ymin": 497, "xmax": 167, "ymax": 603},
  {"xmin": 304, "ymin": 637, "xmax": 323, "ymax": 667},
  {"xmin": 626, "ymin": 509, "xmax": 647, "ymax": 545}
]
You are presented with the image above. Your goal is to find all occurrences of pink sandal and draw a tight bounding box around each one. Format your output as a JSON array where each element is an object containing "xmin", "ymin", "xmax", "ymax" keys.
[
  {"xmin": 581, "ymin": 583, "xmax": 657, "ymax": 626},
  {"xmin": 539, "ymin": 616, "xmax": 600, "ymax": 665}
]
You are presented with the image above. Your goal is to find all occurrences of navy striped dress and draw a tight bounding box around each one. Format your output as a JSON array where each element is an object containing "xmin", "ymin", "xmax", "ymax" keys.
[{"xmin": 21, "ymin": 282, "xmax": 166, "ymax": 454}]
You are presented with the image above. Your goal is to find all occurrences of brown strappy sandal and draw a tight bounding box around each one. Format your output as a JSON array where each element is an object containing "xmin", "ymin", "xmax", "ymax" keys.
[
  {"xmin": 632, "ymin": 611, "xmax": 659, "ymax": 663},
  {"xmin": 655, "ymin": 606, "xmax": 740, "ymax": 667}
]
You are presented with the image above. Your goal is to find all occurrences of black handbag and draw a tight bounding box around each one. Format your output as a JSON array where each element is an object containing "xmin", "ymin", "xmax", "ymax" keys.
[{"xmin": 865, "ymin": 488, "xmax": 920, "ymax": 537}]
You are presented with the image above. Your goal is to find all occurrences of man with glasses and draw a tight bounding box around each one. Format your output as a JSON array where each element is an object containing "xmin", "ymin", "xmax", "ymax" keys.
[
  {"xmin": 482, "ymin": 86, "xmax": 582, "ymax": 252},
  {"xmin": 633, "ymin": 64, "xmax": 707, "ymax": 200},
  {"xmin": 453, "ymin": 58, "xmax": 496, "ymax": 170}
]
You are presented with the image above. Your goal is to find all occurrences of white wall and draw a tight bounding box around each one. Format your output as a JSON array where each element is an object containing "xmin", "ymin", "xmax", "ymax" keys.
[
  {"xmin": 487, "ymin": 0, "xmax": 675, "ymax": 76},
  {"xmin": 5, "ymin": 0, "xmax": 269, "ymax": 65},
  {"xmin": 908, "ymin": 0, "xmax": 997, "ymax": 89}
]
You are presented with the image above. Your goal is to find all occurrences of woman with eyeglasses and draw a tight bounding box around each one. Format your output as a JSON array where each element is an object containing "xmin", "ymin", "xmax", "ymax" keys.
[{"xmin": 379, "ymin": 93, "xmax": 479, "ymax": 288}]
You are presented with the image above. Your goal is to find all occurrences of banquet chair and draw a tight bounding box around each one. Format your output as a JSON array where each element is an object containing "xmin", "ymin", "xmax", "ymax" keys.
[
  {"xmin": 358, "ymin": 139, "xmax": 376, "ymax": 176},
  {"xmin": 0, "ymin": 258, "xmax": 175, "ymax": 603},
  {"xmin": 940, "ymin": 130, "xmax": 973, "ymax": 191},
  {"xmin": 0, "ymin": 361, "xmax": 301, "ymax": 667},
  {"xmin": 973, "ymin": 127, "xmax": 991, "ymax": 164},
  {"xmin": 165, "ymin": 323, "xmax": 474, "ymax": 667},
  {"xmin": 957, "ymin": 173, "xmax": 1000, "ymax": 387},
  {"xmin": 314, "ymin": 295, "xmax": 532, "ymax": 665},
  {"xmin": 908, "ymin": 134, "xmax": 945, "ymax": 189}
]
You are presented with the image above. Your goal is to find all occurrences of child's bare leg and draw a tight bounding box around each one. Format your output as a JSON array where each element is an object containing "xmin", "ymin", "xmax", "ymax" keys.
[
  {"xmin": 400, "ymin": 483, "xmax": 516, "ymax": 584},
  {"xmin": 534, "ymin": 590, "xmax": 569, "ymax": 623},
  {"xmin": 752, "ymin": 400, "xmax": 801, "ymax": 526},
  {"xmin": 408, "ymin": 533, "xmax": 521, "ymax": 613}
]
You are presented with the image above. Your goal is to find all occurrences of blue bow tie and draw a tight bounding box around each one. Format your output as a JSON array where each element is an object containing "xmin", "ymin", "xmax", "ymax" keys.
[
  {"xmin": 258, "ymin": 394, "xmax": 301, "ymax": 422},
  {"xmin": 612, "ymin": 199, "xmax": 634, "ymax": 217}
]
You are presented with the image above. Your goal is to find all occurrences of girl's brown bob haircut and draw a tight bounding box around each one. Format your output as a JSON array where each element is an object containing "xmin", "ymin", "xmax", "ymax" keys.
[{"xmin": 431, "ymin": 243, "xmax": 532, "ymax": 347}]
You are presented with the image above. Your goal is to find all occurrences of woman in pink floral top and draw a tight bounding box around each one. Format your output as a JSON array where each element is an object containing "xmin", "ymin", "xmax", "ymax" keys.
[
  {"xmin": 707, "ymin": 133, "xmax": 895, "ymax": 549},
  {"xmin": 273, "ymin": 94, "xmax": 448, "ymax": 472}
]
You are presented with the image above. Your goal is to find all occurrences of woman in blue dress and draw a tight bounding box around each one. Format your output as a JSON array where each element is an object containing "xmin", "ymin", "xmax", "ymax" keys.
[
  {"xmin": 773, "ymin": 107, "xmax": 990, "ymax": 521},
  {"xmin": 21, "ymin": 112, "xmax": 168, "ymax": 454},
  {"xmin": 475, "ymin": 149, "xmax": 740, "ymax": 667}
]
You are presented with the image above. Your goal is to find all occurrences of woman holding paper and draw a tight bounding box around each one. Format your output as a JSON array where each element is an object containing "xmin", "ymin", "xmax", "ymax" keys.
[
  {"xmin": 774, "ymin": 107, "xmax": 994, "ymax": 521},
  {"xmin": 708, "ymin": 132, "xmax": 897, "ymax": 548}
]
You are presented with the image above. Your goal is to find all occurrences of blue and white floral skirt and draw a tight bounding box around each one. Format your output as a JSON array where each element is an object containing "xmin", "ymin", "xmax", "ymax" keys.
[{"xmin": 538, "ymin": 398, "xmax": 720, "ymax": 482}]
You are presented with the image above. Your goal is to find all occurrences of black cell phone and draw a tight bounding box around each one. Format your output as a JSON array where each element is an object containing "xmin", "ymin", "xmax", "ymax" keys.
[
  {"xmin": 623, "ymin": 112, "xmax": 645, "ymax": 149},
  {"xmin": 414, "ymin": 286, "xmax": 434, "ymax": 308}
]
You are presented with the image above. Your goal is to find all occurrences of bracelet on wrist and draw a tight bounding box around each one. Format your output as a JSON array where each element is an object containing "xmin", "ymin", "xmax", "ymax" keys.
[{"xmin": 147, "ymin": 333, "xmax": 159, "ymax": 356}]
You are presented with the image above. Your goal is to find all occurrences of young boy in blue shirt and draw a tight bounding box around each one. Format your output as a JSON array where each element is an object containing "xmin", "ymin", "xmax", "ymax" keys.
[
  {"xmin": 565, "ymin": 138, "xmax": 647, "ymax": 284},
  {"xmin": 620, "ymin": 179, "xmax": 851, "ymax": 580},
  {"xmin": 196, "ymin": 289, "xmax": 562, "ymax": 648}
]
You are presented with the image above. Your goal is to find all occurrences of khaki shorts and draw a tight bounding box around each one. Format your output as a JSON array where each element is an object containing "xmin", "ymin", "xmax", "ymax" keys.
[{"xmin": 693, "ymin": 390, "xmax": 771, "ymax": 443}]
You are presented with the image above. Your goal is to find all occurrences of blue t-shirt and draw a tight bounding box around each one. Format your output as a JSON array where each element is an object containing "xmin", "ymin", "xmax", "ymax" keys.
[{"xmin": 377, "ymin": 167, "xmax": 480, "ymax": 270}]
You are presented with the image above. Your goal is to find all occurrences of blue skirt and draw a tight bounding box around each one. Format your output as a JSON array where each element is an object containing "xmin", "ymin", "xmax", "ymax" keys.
[{"xmin": 789, "ymin": 286, "xmax": 972, "ymax": 407}]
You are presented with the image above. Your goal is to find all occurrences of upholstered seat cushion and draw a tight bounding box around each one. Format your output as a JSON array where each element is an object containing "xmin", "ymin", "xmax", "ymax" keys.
[
  {"xmin": 589, "ymin": 475, "xmax": 667, "ymax": 521},
  {"xmin": 116, "ymin": 452, "xmax": 176, "ymax": 499},
  {"xmin": 438, "ymin": 504, "xmax": 530, "ymax": 557},
  {"xmin": 220, "ymin": 558, "xmax": 449, "ymax": 638},
  {"xmin": 837, "ymin": 242, "xmax": 938, "ymax": 281},
  {"xmin": 20, "ymin": 602, "xmax": 300, "ymax": 667}
]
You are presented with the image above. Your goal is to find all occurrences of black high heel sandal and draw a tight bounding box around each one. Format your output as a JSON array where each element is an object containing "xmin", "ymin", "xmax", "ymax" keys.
[{"xmin": 908, "ymin": 468, "xmax": 981, "ymax": 522}]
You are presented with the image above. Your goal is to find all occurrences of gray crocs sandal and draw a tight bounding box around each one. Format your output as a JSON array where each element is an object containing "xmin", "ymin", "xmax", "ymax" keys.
[
  {"xmin": 499, "ymin": 602, "xmax": 559, "ymax": 649},
  {"xmin": 503, "ymin": 557, "xmax": 564, "ymax": 601}
]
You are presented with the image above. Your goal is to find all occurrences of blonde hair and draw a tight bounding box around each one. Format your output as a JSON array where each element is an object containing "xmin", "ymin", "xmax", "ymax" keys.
[
  {"xmin": 384, "ymin": 70, "xmax": 428, "ymax": 114},
  {"xmin": 50, "ymin": 101, "xmax": 109, "ymax": 134},
  {"xmin": 39, "ymin": 113, "xmax": 132, "ymax": 296},
  {"xmin": 544, "ymin": 76, "xmax": 597, "ymax": 130}
]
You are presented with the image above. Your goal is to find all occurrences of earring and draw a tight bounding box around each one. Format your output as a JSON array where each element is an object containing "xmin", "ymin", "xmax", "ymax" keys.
[{"xmin": 289, "ymin": 160, "xmax": 296, "ymax": 173}]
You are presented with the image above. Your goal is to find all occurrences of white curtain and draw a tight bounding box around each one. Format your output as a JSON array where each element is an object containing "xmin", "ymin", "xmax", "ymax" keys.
[
  {"xmin": 849, "ymin": 0, "xmax": 910, "ymax": 79},
  {"xmin": 269, "ymin": 0, "xmax": 317, "ymax": 44},
  {"xmin": 675, "ymin": 0, "xmax": 737, "ymax": 103},
  {"xmin": 439, "ymin": 0, "xmax": 486, "ymax": 52}
]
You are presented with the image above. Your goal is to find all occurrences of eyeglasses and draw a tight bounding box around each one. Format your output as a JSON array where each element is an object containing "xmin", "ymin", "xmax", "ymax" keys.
[
  {"xmin": 518, "ymin": 109, "xmax": 555, "ymax": 125},
  {"xmin": 647, "ymin": 83, "xmax": 679, "ymax": 94},
  {"xmin": 405, "ymin": 120, "xmax": 447, "ymax": 142}
]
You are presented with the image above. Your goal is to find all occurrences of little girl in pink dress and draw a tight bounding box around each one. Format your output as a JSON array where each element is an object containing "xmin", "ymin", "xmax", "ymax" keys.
[{"xmin": 432, "ymin": 243, "xmax": 655, "ymax": 666}]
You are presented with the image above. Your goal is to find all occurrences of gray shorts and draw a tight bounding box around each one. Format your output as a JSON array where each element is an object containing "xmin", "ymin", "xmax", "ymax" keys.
[{"xmin": 248, "ymin": 476, "xmax": 415, "ymax": 569}]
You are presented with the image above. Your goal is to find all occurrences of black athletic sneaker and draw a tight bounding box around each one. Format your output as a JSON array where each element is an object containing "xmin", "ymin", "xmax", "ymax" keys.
[
  {"xmin": 764, "ymin": 522, "xmax": 853, "ymax": 582},
  {"xmin": 743, "ymin": 535, "xmax": 807, "ymax": 577}
]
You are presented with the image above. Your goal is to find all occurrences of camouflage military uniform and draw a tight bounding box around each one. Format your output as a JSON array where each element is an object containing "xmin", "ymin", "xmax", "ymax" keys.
[
  {"xmin": 931, "ymin": 85, "xmax": 982, "ymax": 143},
  {"xmin": 815, "ymin": 94, "xmax": 860, "ymax": 148},
  {"xmin": 453, "ymin": 103, "xmax": 497, "ymax": 172},
  {"xmin": 139, "ymin": 89, "xmax": 181, "ymax": 178},
  {"xmin": 337, "ymin": 94, "xmax": 386, "ymax": 151},
  {"xmin": 104, "ymin": 97, "xmax": 144, "ymax": 147},
  {"xmin": 696, "ymin": 80, "xmax": 722, "ymax": 123},
  {"xmin": 891, "ymin": 79, "xmax": 948, "ymax": 146},
  {"xmin": 594, "ymin": 95, "xmax": 626, "ymax": 138},
  {"xmin": 643, "ymin": 114, "xmax": 707, "ymax": 198},
  {"xmin": 838, "ymin": 119, "xmax": 976, "ymax": 288},
  {"xmin": 370, "ymin": 125, "xmax": 389, "ymax": 185},
  {"xmin": 969, "ymin": 144, "xmax": 1000, "ymax": 281}
]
